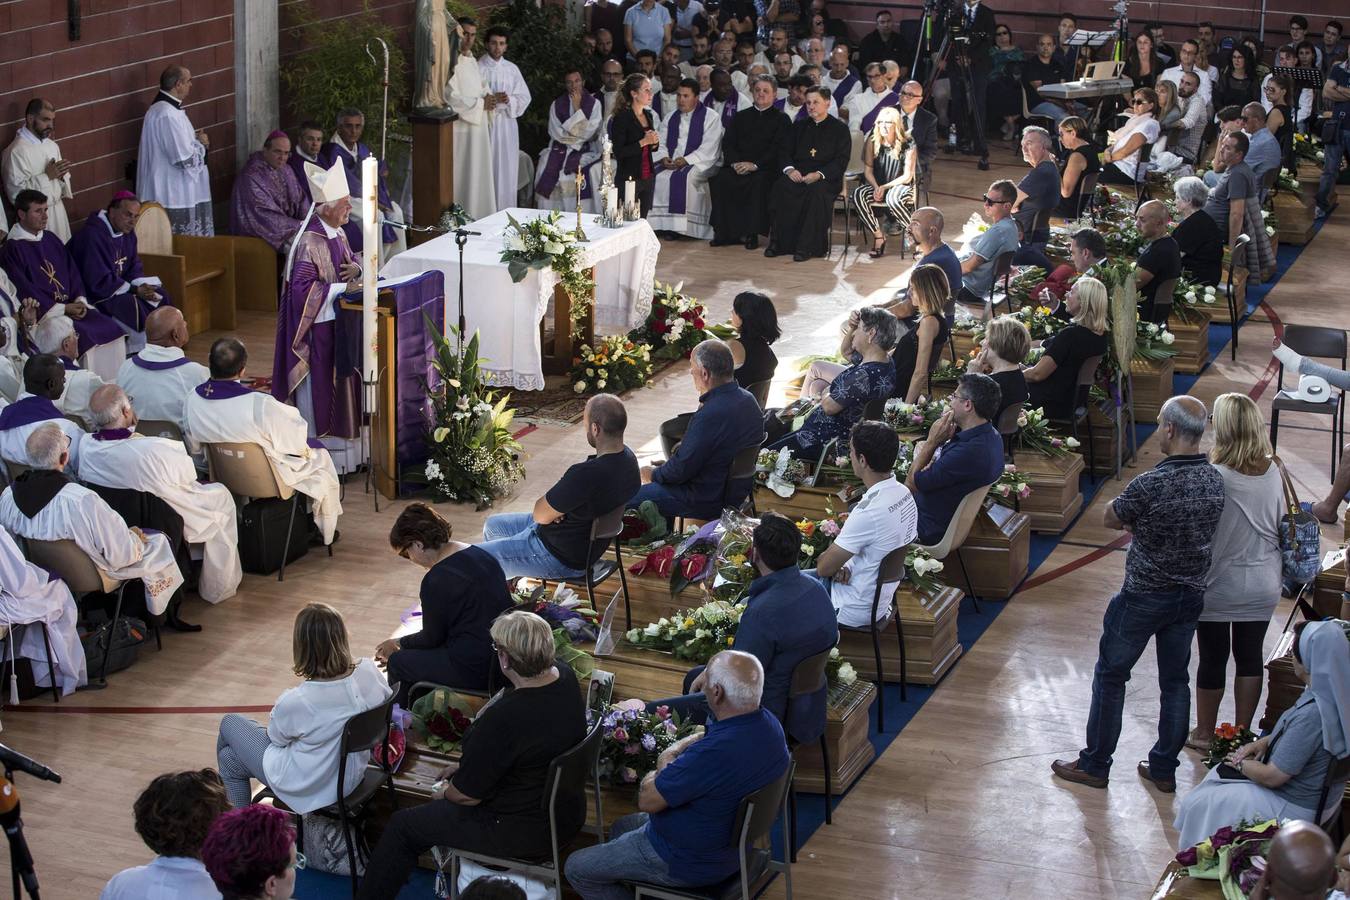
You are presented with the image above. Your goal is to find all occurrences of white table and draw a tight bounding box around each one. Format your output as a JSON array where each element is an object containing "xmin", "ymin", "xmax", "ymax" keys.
[{"xmin": 379, "ymin": 208, "xmax": 660, "ymax": 390}]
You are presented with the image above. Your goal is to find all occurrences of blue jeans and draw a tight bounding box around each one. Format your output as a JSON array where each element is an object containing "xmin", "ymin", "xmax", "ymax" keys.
[
  {"xmin": 629, "ymin": 481, "xmax": 690, "ymax": 519},
  {"xmin": 1029, "ymin": 100, "xmax": 1072, "ymax": 123},
  {"xmin": 478, "ymin": 512, "xmax": 585, "ymax": 580},
  {"xmin": 1319, "ymin": 135, "xmax": 1347, "ymax": 212},
  {"xmin": 1078, "ymin": 587, "xmax": 1204, "ymax": 780},
  {"xmin": 564, "ymin": 813, "xmax": 682, "ymax": 900}
]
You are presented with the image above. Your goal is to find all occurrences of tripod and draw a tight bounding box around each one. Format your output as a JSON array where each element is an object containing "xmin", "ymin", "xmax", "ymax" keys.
[{"xmin": 926, "ymin": 24, "xmax": 988, "ymax": 167}]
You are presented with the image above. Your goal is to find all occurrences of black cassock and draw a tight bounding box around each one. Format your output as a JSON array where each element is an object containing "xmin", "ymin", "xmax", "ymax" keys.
[
  {"xmin": 709, "ymin": 105, "xmax": 792, "ymax": 241},
  {"xmin": 767, "ymin": 114, "xmax": 851, "ymax": 258}
]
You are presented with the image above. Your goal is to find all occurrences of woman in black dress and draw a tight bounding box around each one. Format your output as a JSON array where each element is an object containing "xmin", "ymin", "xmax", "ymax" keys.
[
  {"xmin": 1124, "ymin": 29, "xmax": 1161, "ymax": 90},
  {"xmin": 1172, "ymin": 175, "xmax": 1225, "ymax": 287},
  {"xmin": 1024, "ymin": 276, "xmax": 1110, "ymax": 420},
  {"xmin": 726, "ymin": 291, "xmax": 780, "ymax": 399},
  {"xmin": 609, "ymin": 73, "xmax": 661, "ymax": 217},
  {"xmin": 1214, "ymin": 45, "xmax": 1259, "ymax": 110},
  {"xmin": 376, "ymin": 503, "xmax": 515, "ymax": 704},
  {"xmin": 968, "ymin": 315, "xmax": 1030, "ymax": 423},
  {"xmin": 891, "ymin": 264, "xmax": 950, "ymax": 402},
  {"xmin": 1056, "ymin": 115, "xmax": 1100, "ymax": 218},
  {"xmin": 1262, "ymin": 74, "xmax": 1295, "ymax": 167}
]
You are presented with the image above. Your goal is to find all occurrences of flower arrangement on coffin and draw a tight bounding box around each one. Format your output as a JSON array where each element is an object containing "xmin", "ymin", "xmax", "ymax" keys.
[
  {"xmin": 409, "ymin": 687, "xmax": 477, "ymax": 753},
  {"xmin": 709, "ymin": 510, "xmax": 757, "ymax": 604},
  {"xmin": 569, "ymin": 335, "xmax": 653, "ymax": 395},
  {"xmin": 500, "ymin": 211, "xmax": 595, "ymax": 338},
  {"xmin": 756, "ymin": 446, "xmax": 813, "ymax": 498},
  {"xmin": 595, "ymin": 699, "xmax": 702, "ymax": 784},
  {"xmin": 1201, "ymin": 722, "xmax": 1258, "ymax": 769},
  {"xmin": 1172, "ymin": 278, "xmax": 1219, "ymax": 325},
  {"xmin": 1175, "ymin": 818, "xmax": 1281, "ymax": 898},
  {"xmin": 795, "ymin": 511, "xmax": 847, "ymax": 566},
  {"xmin": 1012, "ymin": 406, "xmax": 1081, "ymax": 457},
  {"xmin": 905, "ymin": 548, "xmax": 946, "ymax": 596},
  {"xmin": 1013, "ymin": 304, "xmax": 1069, "ymax": 341},
  {"xmin": 883, "ymin": 396, "xmax": 949, "ymax": 434},
  {"xmin": 825, "ymin": 647, "xmax": 858, "ymax": 689},
  {"xmin": 1263, "ymin": 208, "xmax": 1279, "ymax": 238},
  {"xmin": 625, "ymin": 599, "xmax": 746, "ymax": 661},
  {"xmin": 1292, "ymin": 132, "xmax": 1325, "ymax": 165},
  {"xmin": 629, "ymin": 281, "xmax": 719, "ymax": 360},
  {"xmin": 511, "ymin": 584, "xmax": 599, "ymax": 678},
  {"xmin": 422, "ymin": 326, "xmax": 524, "ymax": 508},
  {"xmin": 1274, "ymin": 167, "xmax": 1301, "ymax": 192},
  {"xmin": 988, "ymin": 463, "xmax": 1031, "ymax": 507},
  {"xmin": 1005, "ymin": 266, "xmax": 1049, "ymax": 309},
  {"xmin": 928, "ymin": 359, "xmax": 964, "ymax": 385},
  {"xmin": 1135, "ymin": 319, "xmax": 1179, "ymax": 361},
  {"xmin": 816, "ymin": 440, "xmax": 914, "ymax": 487}
]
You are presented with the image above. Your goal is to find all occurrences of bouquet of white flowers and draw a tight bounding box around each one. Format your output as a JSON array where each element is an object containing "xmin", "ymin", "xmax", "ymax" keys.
[{"xmin": 500, "ymin": 211, "xmax": 596, "ymax": 337}]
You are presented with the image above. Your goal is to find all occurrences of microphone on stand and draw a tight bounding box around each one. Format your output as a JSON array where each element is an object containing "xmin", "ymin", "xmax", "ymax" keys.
[
  {"xmin": 382, "ymin": 220, "xmax": 480, "ymax": 236},
  {"xmin": 0, "ymin": 747, "xmax": 58, "ymax": 785},
  {"xmin": 0, "ymin": 776, "xmax": 40, "ymax": 898}
]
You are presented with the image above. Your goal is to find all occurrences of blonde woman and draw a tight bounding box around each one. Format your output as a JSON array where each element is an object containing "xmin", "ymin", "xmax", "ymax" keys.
[
  {"xmin": 967, "ymin": 315, "xmax": 1030, "ymax": 421},
  {"xmin": 1186, "ymin": 393, "xmax": 1284, "ymax": 749},
  {"xmin": 890, "ymin": 264, "xmax": 950, "ymax": 402},
  {"xmin": 1023, "ymin": 275, "xmax": 1109, "ymax": 419},
  {"xmin": 852, "ymin": 106, "xmax": 916, "ymax": 258},
  {"xmin": 215, "ymin": 603, "xmax": 392, "ymax": 811}
]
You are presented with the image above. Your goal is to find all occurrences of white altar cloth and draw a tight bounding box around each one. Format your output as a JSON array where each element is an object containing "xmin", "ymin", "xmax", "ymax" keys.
[{"xmin": 379, "ymin": 208, "xmax": 659, "ymax": 390}]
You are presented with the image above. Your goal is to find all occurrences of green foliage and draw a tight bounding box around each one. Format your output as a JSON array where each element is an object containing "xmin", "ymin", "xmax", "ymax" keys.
[
  {"xmin": 488, "ymin": 0, "xmax": 593, "ymax": 156},
  {"xmin": 281, "ymin": 0, "xmax": 410, "ymax": 165}
]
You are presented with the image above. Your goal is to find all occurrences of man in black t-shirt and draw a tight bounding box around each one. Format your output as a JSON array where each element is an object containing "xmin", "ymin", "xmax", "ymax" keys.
[
  {"xmin": 1133, "ymin": 200, "xmax": 1183, "ymax": 324},
  {"xmin": 480, "ymin": 394, "xmax": 640, "ymax": 579}
]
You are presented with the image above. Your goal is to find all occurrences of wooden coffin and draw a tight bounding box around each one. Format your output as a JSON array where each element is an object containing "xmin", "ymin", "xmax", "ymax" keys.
[
  {"xmin": 1013, "ymin": 448, "xmax": 1085, "ymax": 534},
  {"xmin": 927, "ymin": 379, "xmax": 957, "ymax": 402},
  {"xmin": 1274, "ymin": 188, "xmax": 1316, "ymax": 246},
  {"xmin": 940, "ymin": 503, "xmax": 1031, "ymax": 600},
  {"xmin": 1313, "ymin": 557, "xmax": 1349, "ymax": 620},
  {"xmin": 1260, "ymin": 629, "xmax": 1305, "ymax": 733},
  {"xmin": 1130, "ymin": 355, "xmax": 1176, "ymax": 421},
  {"xmin": 1167, "ymin": 309, "xmax": 1211, "ymax": 375},
  {"xmin": 604, "ymin": 547, "xmax": 708, "ymax": 627},
  {"xmin": 951, "ymin": 328, "xmax": 979, "ymax": 362},
  {"xmin": 1149, "ymin": 861, "xmax": 1225, "ymax": 899},
  {"xmin": 753, "ymin": 481, "xmax": 855, "ymax": 522},
  {"xmin": 1073, "ymin": 404, "xmax": 1134, "ymax": 477},
  {"xmin": 838, "ymin": 582, "xmax": 964, "ymax": 685}
]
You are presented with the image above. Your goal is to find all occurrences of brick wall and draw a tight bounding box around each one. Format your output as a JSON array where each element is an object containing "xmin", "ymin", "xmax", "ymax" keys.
[{"xmin": 0, "ymin": 0, "xmax": 236, "ymax": 227}]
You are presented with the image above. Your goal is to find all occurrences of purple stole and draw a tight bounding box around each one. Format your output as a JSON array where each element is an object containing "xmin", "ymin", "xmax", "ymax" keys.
[
  {"xmin": 60, "ymin": 357, "xmax": 79, "ymax": 371},
  {"xmin": 536, "ymin": 92, "xmax": 599, "ymax": 198},
  {"xmin": 859, "ymin": 91, "xmax": 900, "ymax": 134},
  {"xmin": 130, "ymin": 352, "xmax": 192, "ymax": 371},
  {"xmin": 664, "ymin": 105, "xmax": 707, "ymax": 215},
  {"xmin": 91, "ymin": 428, "xmax": 133, "ymax": 442},
  {"xmin": 830, "ymin": 72, "xmax": 859, "ymax": 107},
  {"xmin": 195, "ymin": 379, "xmax": 254, "ymax": 400},
  {"xmin": 0, "ymin": 231, "xmax": 124, "ymax": 356},
  {"xmin": 651, "ymin": 91, "xmax": 665, "ymax": 119},
  {"xmin": 66, "ymin": 211, "xmax": 172, "ymax": 334},
  {"xmin": 702, "ymin": 91, "xmax": 739, "ymax": 128},
  {"xmin": 0, "ymin": 396, "xmax": 63, "ymax": 431},
  {"xmin": 289, "ymin": 153, "xmax": 318, "ymax": 201},
  {"xmin": 773, "ymin": 99, "xmax": 809, "ymax": 122}
]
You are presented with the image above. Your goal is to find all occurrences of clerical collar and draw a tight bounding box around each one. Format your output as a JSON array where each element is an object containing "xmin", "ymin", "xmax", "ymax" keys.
[
  {"xmin": 131, "ymin": 346, "xmax": 192, "ymax": 370},
  {"xmin": 97, "ymin": 209, "xmax": 121, "ymax": 237},
  {"xmin": 296, "ymin": 149, "xmax": 317, "ymax": 163},
  {"xmin": 754, "ymin": 103, "xmax": 774, "ymax": 112},
  {"xmin": 156, "ymin": 90, "xmax": 183, "ymax": 109},
  {"xmin": 17, "ymin": 127, "xmax": 40, "ymax": 145},
  {"xmin": 91, "ymin": 428, "xmax": 134, "ymax": 442},
  {"xmin": 330, "ymin": 133, "xmax": 357, "ymax": 153},
  {"xmin": 7, "ymin": 224, "xmax": 43, "ymax": 242},
  {"xmin": 317, "ymin": 217, "xmax": 340, "ymax": 239}
]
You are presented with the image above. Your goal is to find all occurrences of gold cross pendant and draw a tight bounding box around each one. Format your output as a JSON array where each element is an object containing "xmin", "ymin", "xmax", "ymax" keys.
[{"xmin": 809, "ymin": 147, "xmax": 817, "ymax": 157}]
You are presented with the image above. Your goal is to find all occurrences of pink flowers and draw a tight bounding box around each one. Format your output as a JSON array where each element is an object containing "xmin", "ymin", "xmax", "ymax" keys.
[
  {"xmin": 613, "ymin": 727, "xmax": 629, "ymax": 742},
  {"xmin": 820, "ymin": 519, "xmax": 841, "ymax": 537}
]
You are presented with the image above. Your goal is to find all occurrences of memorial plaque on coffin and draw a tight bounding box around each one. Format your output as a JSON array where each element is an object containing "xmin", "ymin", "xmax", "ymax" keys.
[{"xmin": 939, "ymin": 502, "xmax": 1030, "ymax": 599}]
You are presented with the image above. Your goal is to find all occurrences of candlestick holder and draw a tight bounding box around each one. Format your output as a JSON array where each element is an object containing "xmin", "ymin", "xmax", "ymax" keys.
[{"xmin": 573, "ymin": 172, "xmax": 589, "ymax": 242}]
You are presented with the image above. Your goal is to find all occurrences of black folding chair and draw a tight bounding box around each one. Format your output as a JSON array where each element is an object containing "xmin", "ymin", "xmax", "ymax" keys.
[
  {"xmin": 785, "ymin": 644, "xmax": 836, "ymax": 864},
  {"xmin": 837, "ymin": 545, "xmax": 909, "ymax": 732},
  {"xmin": 1269, "ymin": 324, "xmax": 1347, "ymax": 481}
]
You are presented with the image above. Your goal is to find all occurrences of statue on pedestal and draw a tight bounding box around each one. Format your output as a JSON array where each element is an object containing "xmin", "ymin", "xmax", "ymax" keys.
[{"xmin": 413, "ymin": 0, "xmax": 460, "ymax": 117}]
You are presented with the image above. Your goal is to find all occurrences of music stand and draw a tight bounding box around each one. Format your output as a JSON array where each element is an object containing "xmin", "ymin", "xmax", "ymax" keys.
[{"xmin": 1273, "ymin": 65, "xmax": 1325, "ymax": 90}]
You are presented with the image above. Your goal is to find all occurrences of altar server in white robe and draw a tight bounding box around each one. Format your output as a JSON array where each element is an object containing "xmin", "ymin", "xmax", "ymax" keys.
[
  {"xmin": 648, "ymin": 80, "xmax": 723, "ymax": 240},
  {"xmin": 31, "ymin": 316, "xmax": 104, "ymax": 428},
  {"xmin": 0, "ymin": 526, "xmax": 86, "ymax": 696},
  {"xmin": 0, "ymin": 272, "xmax": 30, "ymax": 404},
  {"xmin": 700, "ymin": 69, "xmax": 752, "ymax": 129},
  {"xmin": 0, "ymin": 423, "xmax": 184, "ymax": 616},
  {"xmin": 821, "ymin": 47, "xmax": 862, "ymax": 110},
  {"xmin": 183, "ymin": 337, "xmax": 342, "ymax": 546},
  {"xmin": 2, "ymin": 99, "xmax": 74, "ymax": 242},
  {"xmin": 0, "ymin": 355, "xmax": 85, "ymax": 468},
  {"xmin": 136, "ymin": 65, "xmax": 214, "ymax": 236},
  {"xmin": 446, "ymin": 19, "xmax": 497, "ymax": 222},
  {"xmin": 79, "ymin": 385, "xmax": 241, "ymax": 604},
  {"xmin": 479, "ymin": 27, "xmax": 533, "ymax": 213},
  {"xmin": 844, "ymin": 63, "xmax": 901, "ymax": 133},
  {"xmin": 652, "ymin": 64, "xmax": 683, "ymax": 120},
  {"xmin": 115, "ymin": 306, "xmax": 208, "ymax": 440},
  {"xmin": 535, "ymin": 69, "xmax": 604, "ymax": 211}
]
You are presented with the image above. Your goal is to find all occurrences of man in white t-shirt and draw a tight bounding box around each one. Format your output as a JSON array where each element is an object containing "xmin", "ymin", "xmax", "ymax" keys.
[
  {"xmin": 1160, "ymin": 39, "xmax": 1214, "ymax": 106},
  {"xmin": 810, "ymin": 421, "xmax": 918, "ymax": 627}
]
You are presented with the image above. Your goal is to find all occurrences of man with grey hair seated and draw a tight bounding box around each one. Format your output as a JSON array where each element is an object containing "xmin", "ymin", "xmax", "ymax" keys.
[
  {"xmin": 1010, "ymin": 126, "xmax": 1060, "ymax": 271},
  {"xmin": 565, "ymin": 650, "xmax": 790, "ymax": 899},
  {"xmin": 1054, "ymin": 395, "xmax": 1225, "ymax": 794},
  {"xmin": 632, "ymin": 340, "xmax": 762, "ymax": 522},
  {"xmin": 77, "ymin": 383, "xmax": 241, "ymax": 605},
  {"xmin": 31, "ymin": 314, "xmax": 104, "ymax": 427},
  {"xmin": 0, "ymin": 422, "xmax": 185, "ymax": 620}
]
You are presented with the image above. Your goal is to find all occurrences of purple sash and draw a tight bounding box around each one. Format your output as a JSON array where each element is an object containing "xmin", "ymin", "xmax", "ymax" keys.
[
  {"xmin": 664, "ymin": 105, "xmax": 707, "ymax": 216},
  {"xmin": 194, "ymin": 379, "xmax": 254, "ymax": 400},
  {"xmin": 652, "ymin": 92, "xmax": 666, "ymax": 119},
  {"xmin": 535, "ymin": 93, "xmax": 599, "ymax": 198},
  {"xmin": 60, "ymin": 357, "xmax": 80, "ymax": 371},
  {"xmin": 859, "ymin": 91, "xmax": 900, "ymax": 134},
  {"xmin": 773, "ymin": 99, "xmax": 809, "ymax": 122},
  {"xmin": 831, "ymin": 72, "xmax": 859, "ymax": 107},
  {"xmin": 0, "ymin": 396, "xmax": 63, "ymax": 430},
  {"xmin": 306, "ymin": 437, "xmax": 325, "ymax": 449},
  {"xmin": 91, "ymin": 428, "xmax": 133, "ymax": 442},
  {"xmin": 702, "ymin": 91, "xmax": 738, "ymax": 127},
  {"xmin": 131, "ymin": 352, "xmax": 193, "ymax": 371}
]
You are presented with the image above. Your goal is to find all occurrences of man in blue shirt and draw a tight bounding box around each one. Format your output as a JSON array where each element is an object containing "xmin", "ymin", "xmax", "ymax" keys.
[
  {"xmin": 890, "ymin": 206, "xmax": 963, "ymax": 322},
  {"xmin": 958, "ymin": 180, "xmax": 1020, "ymax": 305},
  {"xmin": 1317, "ymin": 59, "xmax": 1350, "ymax": 216},
  {"xmin": 631, "ymin": 340, "xmax": 762, "ymax": 521},
  {"xmin": 905, "ymin": 372, "xmax": 1005, "ymax": 544},
  {"xmin": 648, "ymin": 512, "xmax": 839, "ymax": 742},
  {"xmin": 565, "ymin": 651, "xmax": 790, "ymax": 899}
]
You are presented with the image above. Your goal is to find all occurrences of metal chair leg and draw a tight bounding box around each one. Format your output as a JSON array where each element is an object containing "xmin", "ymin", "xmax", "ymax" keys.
[
  {"xmin": 820, "ymin": 734, "xmax": 832, "ymax": 825},
  {"xmin": 957, "ymin": 548, "xmax": 980, "ymax": 613},
  {"xmin": 40, "ymin": 622, "xmax": 58, "ymax": 703},
  {"xmin": 788, "ymin": 775, "xmax": 798, "ymax": 863},
  {"xmin": 613, "ymin": 537, "xmax": 633, "ymax": 632},
  {"xmin": 870, "ymin": 618, "xmax": 885, "ymax": 732},
  {"xmin": 101, "ymin": 583, "xmax": 127, "ymax": 683},
  {"xmin": 894, "ymin": 599, "xmax": 908, "ymax": 703},
  {"xmin": 278, "ymin": 494, "xmax": 300, "ymax": 582}
]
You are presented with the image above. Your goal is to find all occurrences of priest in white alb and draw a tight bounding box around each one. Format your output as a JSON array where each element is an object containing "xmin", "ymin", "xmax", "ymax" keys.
[
  {"xmin": 647, "ymin": 79, "xmax": 723, "ymax": 240},
  {"xmin": 0, "ymin": 422, "xmax": 185, "ymax": 618},
  {"xmin": 845, "ymin": 63, "xmax": 900, "ymax": 133},
  {"xmin": 0, "ymin": 355, "xmax": 87, "ymax": 467},
  {"xmin": 700, "ymin": 69, "xmax": 752, "ymax": 129},
  {"xmin": 31, "ymin": 316, "xmax": 104, "ymax": 427},
  {"xmin": 136, "ymin": 65, "xmax": 214, "ymax": 236},
  {"xmin": 115, "ymin": 306, "xmax": 209, "ymax": 441},
  {"xmin": 821, "ymin": 46, "xmax": 862, "ymax": 111},
  {"xmin": 185, "ymin": 337, "xmax": 342, "ymax": 546},
  {"xmin": 0, "ymin": 274, "xmax": 33, "ymax": 404},
  {"xmin": 79, "ymin": 385, "xmax": 242, "ymax": 605},
  {"xmin": 446, "ymin": 18, "xmax": 497, "ymax": 221},
  {"xmin": 479, "ymin": 26, "xmax": 532, "ymax": 212},
  {"xmin": 0, "ymin": 526, "xmax": 86, "ymax": 696},
  {"xmin": 535, "ymin": 68, "xmax": 603, "ymax": 211},
  {"xmin": 318, "ymin": 109, "xmax": 406, "ymax": 263},
  {"xmin": 2, "ymin": 99, "xmax": 74, "ymax": 242}
]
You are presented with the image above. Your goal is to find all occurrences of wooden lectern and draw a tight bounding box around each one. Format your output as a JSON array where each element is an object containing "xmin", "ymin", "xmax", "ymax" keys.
[
  {"xmin": 408, "ymin": 113, "xmax": 458, "ymax": 249},
  {"xmin": 340, "ymin": 290, "xmax": 398, "ymax": 499},
  {"xmin": 540, "ymin": 277, "xmax": 596, "ymax": 375}
]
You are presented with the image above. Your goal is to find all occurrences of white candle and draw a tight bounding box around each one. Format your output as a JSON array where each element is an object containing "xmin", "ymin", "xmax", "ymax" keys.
[
  {"xmin": 608, "ymin": 187, "xmax": 619, "ymax": 216},
  {"xmin": 624, "ymin": 178, "xmax": 635, "ymax": 208},
  {"xmin": 360, "ymin": 157, "xmax": 379, "ymax": 386}
]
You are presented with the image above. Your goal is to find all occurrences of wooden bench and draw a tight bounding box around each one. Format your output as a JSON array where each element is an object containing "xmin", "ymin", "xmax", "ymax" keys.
[{"xmin": 133, "ymin": 202, "xmax": 236, "ymax": 334}]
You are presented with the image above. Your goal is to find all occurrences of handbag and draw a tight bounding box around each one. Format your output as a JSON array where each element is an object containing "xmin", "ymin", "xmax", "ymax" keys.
[{"xmin": 1273, "ymin": 455, "xmax": 1321, "ymax": 588}]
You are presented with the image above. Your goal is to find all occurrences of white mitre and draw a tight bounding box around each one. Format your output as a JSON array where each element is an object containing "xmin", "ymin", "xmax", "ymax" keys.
[{"xmin": 304, "ymin": 158, "xmax": 350, "ymax": 203}]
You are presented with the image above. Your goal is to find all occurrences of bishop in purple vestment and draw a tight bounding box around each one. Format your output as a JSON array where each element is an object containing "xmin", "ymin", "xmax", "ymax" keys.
[
  {"xmin": 272, "ymin": 194, "xmax": 361, "ymax": 440},
  {"xmin": 0, "ymin": 190, "xmax": 125, "ymax": 365},
  {"xmin": 229, "ymin": 131, "xmax": 307, "ymax": 252},
  {"xmin": 67, "ymin": 192, "xmax": 173, "ymax": 342}
]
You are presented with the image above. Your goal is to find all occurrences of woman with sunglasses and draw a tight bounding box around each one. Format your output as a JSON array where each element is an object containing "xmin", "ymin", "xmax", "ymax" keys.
[
  {"xmin": 1100, "ymin": 88, "xmax": 1161, "ymax": 185},
  {"xmin": 987, "ymin": 25, "xmax": 1025, "ymax": 142},
  {"xmin": 375, "ymin": 502, "xmax": 514, "ymax": 704}
]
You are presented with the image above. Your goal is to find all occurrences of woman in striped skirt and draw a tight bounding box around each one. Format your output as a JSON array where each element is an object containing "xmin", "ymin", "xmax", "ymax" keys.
[{"xmin": 852, "ymin": 106, "xmax": 916, "ymax": 258}]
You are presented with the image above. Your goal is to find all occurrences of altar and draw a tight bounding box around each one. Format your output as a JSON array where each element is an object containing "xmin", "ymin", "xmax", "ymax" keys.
[{"xmin": 379, "ymin": 208, "xmax": 660, "ymax": 390}]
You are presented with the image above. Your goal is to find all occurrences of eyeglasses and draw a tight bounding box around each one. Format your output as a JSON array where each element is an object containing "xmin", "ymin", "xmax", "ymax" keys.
[
  {"xmin": 1132, "ymin": 98, "xmax": 1149, "ymax": 106},
  {"xmin": 982, "ymin": 195, "xmax": 1010, "ymax": 205},
  {"xmin": 900, "ymin": 91, "xmax": 922, "ymax": 98},
  {"xmin": 290, "ymin": 852, "xmax": 307, "ymax": 871}
]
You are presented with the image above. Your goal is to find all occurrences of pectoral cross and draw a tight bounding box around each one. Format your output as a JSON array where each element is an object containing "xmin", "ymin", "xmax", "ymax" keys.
[
  {"xmin": 113, "ymin": 254, "xmax": 127, "ymax": 277},
  {"xmin": 809, "ymin": 147, "xmax": 817, "ymax": 157}
]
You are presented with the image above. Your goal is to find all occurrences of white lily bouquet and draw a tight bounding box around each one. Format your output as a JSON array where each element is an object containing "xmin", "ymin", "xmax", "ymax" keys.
[{"xmin": 500, "ymin": 211, "xmax": 596, "ymax": 337}]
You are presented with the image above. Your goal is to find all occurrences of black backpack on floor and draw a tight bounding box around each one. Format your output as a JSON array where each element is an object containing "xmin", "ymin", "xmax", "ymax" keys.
[{"xmin": 238, "ymin": 497, "xmax": 310, "ymax": 575}]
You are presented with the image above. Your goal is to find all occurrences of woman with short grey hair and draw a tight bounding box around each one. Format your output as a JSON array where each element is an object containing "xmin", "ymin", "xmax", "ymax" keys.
[{"xmin": 1171, "ymin": 175, "xmax": 1224, "ymax": 287}]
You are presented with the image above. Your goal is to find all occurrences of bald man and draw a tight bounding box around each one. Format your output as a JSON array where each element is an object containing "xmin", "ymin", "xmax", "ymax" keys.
[
  {"xmin": 1054, "ymin": 395, "xmax": 1225, "ymax": 792},
  {"xmin": 115, "ymin": 306, "xmax": 209, "ymax": 437},
  {"xmin": 1251, "ymin": 821, "xmax": 1337, "ymax": 900},
  {"xmin": 1133, "ymin": 200, "xmax": 1182, "ymax": 323}
]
